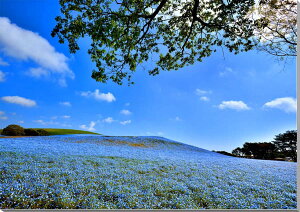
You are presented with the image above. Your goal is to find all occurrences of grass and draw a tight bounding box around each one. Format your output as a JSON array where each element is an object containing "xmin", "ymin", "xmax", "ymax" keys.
[{"xmin": 32, "ymin": 128, "xmax": 101, "ymax": 135}]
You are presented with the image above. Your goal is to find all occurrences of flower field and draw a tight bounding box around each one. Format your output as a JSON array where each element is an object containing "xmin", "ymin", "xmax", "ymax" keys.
[{"xmin": 0, "ymin": 135, "xmax": 296, "ymax": 209}]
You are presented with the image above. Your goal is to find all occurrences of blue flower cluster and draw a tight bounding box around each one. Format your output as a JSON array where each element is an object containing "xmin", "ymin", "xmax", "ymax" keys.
[{"xmin": 0, "ymin": 135, "xmax": 296, "ymax": 209}]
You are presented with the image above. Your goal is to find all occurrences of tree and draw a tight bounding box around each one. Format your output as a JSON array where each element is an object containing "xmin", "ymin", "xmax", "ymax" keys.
[
  {"xmin": 52, "ymin": 0, "xmax": 258, "ymax": 85},
  {"xmin": 272, "ymin": 130, "xmax": 297, "ymax": 161},
  {"xmin": 232, "ymin": 147, "xmax": 245, "ymax": 157},
  {"xmin": 24, "ymin": 128, "xmax": 39, "ymax": 136},
  {"xmin": 1, "ymin": 124, "xmax": 25, "ymax": 136},
  {"xmin": 251, "ymin": 0, "xmax": 296, "ymax": 59},
  {"xmin": 36, "ymin": 129, "xmax": 50, "ymax": 136},
  {"xmin": 232, "ymin": 142, "xmax": 277, "ymax": 159},
  {"xmin": 241, "ymin": 142, "xmax": 277, "ymax": 159}
]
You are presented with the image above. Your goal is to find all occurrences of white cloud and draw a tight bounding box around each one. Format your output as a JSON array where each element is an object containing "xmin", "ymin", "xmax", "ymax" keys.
[
  {"xmin": 102, "ymin": 117, "xmax": 115, "ymax": 123},
  {"xmin": 51, "ymin": 116, "xmax": 58, "ymax": 120},
  {"xmin": 18, "ymin": 120, "xmax": 24, "ymax": 124},
  {"xmin": 0, "ymin": 17, "xmax": 74, "ymax": 85},
  {"xmin": 80, "ymin": 121, "xmax": 96, "ymax": 131},
  {"xmin": 263, "ymin": 97, "xmax": 296, "ymax": 113},
  {"xmin": 61, "ymin": 123, "xmax": 72, "ymax": 128},
  {"xmin": 60, "ymin": 101, "xmax": 71, "ymax": 107},
  {"xmin": 80, "ymin": 89, "xmax": 116, "ymax": 102},
  {"xmin": 0, "ymin": 57, "xmax": 9, "ymax": 66},
  {"xmin": 200, "ymin": 96, "xmax": 210, "ymax": 101},
  {"xmin": 33, "ymin": 120, "xmax": 59, "ymax": 125},
  {"xmin": 170, "ymin": 116, "xmax": 182, "ymax": 121},
  {"xmin": 219, "ymin": 67, "xmax": 235, "ymax": 77},
  {"xmin": 195, "ymin": 89, "xmax": 212, "ymax": 96},
  {"xmin": 0, "ymin": 71, "xmax": 6, "ymax": 82},
  {"xmin": 196, "ymin": 89, "xmax": 212, "ymax": 101},
  {"xmin": 1, "ymin": 96, "xmax": 36, "ymax": 107},
  {"xmin": 26, "ymin": 67, "xmax": 49, "ymax": 78},
  {"xmin": 218, "ymin": 100, "xmax": 250, "ymax": 111},
  {"xmin": 174, "ymin": 116, "xmax": 181, "ymax": 121},
  {"xmin": 125, "ymin": 102, "xmax": 130, "ymax": 106},
  {"xmin": 120, "ymin": 120, "xmax": 131, "ymax": 125},
  {"xmin": 120, "ymin": 109, "xmax": 132, "ymax": 115},
  {"xmin": 0, "ymin": 111, "xmax": 7, "ymax": 120},
  {"xmin": 62, "ymin": 115, "xmax": 71, "ymax": 119}
]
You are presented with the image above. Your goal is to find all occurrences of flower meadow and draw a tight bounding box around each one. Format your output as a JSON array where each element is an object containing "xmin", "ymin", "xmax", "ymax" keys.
[{"xmin": 0, "ymin": 135, "xmax": 296, "ymax": 209}]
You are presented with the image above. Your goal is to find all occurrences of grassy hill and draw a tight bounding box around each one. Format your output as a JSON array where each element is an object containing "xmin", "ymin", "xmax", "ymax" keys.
[
  {"xmin": 0, "ymin": 128, "xmax": 100, "ymax": 136},
  {"xmin": 33, "ymin": 128, "xmax": 101, "ymax": 135}
]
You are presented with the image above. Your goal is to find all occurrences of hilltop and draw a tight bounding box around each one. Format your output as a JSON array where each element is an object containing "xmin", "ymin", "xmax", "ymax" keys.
[
  {"xmin": 32, "ymin": 128, "xmax": 101, "ymax": 135},
  {"xmin": 0, "ymin": 127, "xmax": 100, "ymax": 136}
]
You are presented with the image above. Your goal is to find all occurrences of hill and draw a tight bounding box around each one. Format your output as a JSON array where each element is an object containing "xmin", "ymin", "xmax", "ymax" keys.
[
  {"xmin": 0, "ymin": 128, "xmax": 100, "ymax": 136},
  {"xmin": 0, "ymin": 135, "xmax": 296, "ymax": 209},
  {"xmin": 33, "ymin": 128, "xmax": 101, "ymax": 135}
]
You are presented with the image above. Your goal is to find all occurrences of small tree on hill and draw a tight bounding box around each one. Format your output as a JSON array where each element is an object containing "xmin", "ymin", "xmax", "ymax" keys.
[
  {"xmin": 1, "ymin": 124, "xmax": 25, "ymax": 136},
  {"xmin": 36, "ymin": 129, "xmax": 49, "ymax": 136},
  {"xmin": 24, "ymin": 128, "xmax": 39, "ymax": 136}
]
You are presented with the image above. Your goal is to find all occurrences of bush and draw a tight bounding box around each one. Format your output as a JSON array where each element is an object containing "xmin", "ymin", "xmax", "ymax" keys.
[
  {"xmin": 1, "ymin": 124, "xmax": 25, "ymax": 136},
  {"xmin": 36, "ymin": 129, "xmax": 49, "ymax": 136},
  {"xmin": 24, "ymin": 128, "xmax": 39, "ymax": 136}
]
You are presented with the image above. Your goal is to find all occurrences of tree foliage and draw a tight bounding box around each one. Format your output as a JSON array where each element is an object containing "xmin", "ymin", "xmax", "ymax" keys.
[
  {"xmin": 232, "ymin": 147, "xmax": 245, "ymax": 157},
  {"xmin": 36, "ymin": 129, "xmax": 50, "ymax": 136},
  {"xmin": 241, "ymin": 142, "xmax": 276, "ymax": 160},
  {"xmin": 251, "ymin": 0, "xmax": 297, "ymax": 58},
  {"xmin": 24, "ymin": 128, "xmax": 40, "ymax": 136},
  {"xmin": 52, "ymin": 0, "xmax": 258, "ymax": 85},
  {"xmin": 1, "ymin": 124, "xmax": 25, "ymax": 136},
  {"xmin": 231, "ymin": 130, "xmax": 297, "ymax": 162},
  {"xmin": 272, "ymin": 130, "xmax": 297, "ymax": 161}
]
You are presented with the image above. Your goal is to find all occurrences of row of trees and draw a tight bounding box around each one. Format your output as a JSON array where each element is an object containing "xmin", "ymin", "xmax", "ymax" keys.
[
  {"xmin": 1, "ymin": 124, "xmax": 49, "ymax": 136},
  {"xmin": 231, "ymin": 130, "xmax": 297, "ymax": 162}
]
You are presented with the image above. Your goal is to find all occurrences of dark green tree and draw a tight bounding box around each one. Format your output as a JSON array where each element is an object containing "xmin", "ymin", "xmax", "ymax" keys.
[
  {"xmin": 1, "ymin": 124, "xmax": 25, "ymax": 136},
  {"xmin": 240, "ymin": 142, "xmax": 276, "ymax": 159},
  {"xmin": 272, "ymin": 130, "xmax": 297, "ymax": 161},
  {"xmin": 232, "ymin": 147, "xmax": 245, "ymax": 157},
  {"xmin": 36, "ymin": 129, "xmax": 50, "ymax": 136},
  {"xmin": 52, "ymin": 0, "xmax": 259, "ymax": 85},
  {"xmin": 24, "ymin": 128, "xmax": 39, "ymax": 136}
]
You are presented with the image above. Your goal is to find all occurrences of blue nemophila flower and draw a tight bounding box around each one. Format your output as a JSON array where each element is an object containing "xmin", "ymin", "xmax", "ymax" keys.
[{"xmin": 0, "ymin": 135, "xmax": 296, "ymax": 209}]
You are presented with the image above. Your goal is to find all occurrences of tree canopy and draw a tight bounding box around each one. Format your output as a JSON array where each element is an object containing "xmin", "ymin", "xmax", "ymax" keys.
[
  {"xmin": 52, "ymin": 0, "xmax": 258, "ymax": 85},
  {"xmin": 272, "ymin": 130, "xmax": 297, "ymax": 161},
  {"xmin": 251, "ymin": 0, "xmax": 297, "ymax": 59}
]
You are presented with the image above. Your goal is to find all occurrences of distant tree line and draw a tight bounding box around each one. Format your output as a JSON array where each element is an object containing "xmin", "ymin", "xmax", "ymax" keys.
[
  {"xmin": 214, "ymin": 130, "xmax": 297, "ymax": 162},
  {"xmin": 1, "ymin": 124, "xmax": 49, "ymax": 136}
]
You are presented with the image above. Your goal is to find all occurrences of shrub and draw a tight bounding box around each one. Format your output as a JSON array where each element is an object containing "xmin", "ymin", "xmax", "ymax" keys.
[
  {"xmin": 36, "ymin": 129, "xmax": 49, "ymax": 136},
  {"xmin": 1, "ymin": 124, "xmax": 25, "ymax": 136},
  {"xmin": 24, "ymin": 128, "xmax": 39, "ymax": 136}
]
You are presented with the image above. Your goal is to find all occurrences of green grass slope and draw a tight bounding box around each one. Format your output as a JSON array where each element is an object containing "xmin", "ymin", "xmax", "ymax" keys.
[{"xmin": 33, "ymin": 128, "xmax": 101, "ymax": 135}]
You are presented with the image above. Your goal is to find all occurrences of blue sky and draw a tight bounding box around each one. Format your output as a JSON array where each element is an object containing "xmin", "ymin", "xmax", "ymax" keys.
[{"xmin": 0, "ymin": 0, "xmax": 296, "ymax": 152}]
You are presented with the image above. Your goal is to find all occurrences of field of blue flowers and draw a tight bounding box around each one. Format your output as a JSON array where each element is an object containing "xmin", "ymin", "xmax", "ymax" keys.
[{"xmin": 0, "ymin": 135, "xmax": 296, "ymax": 209}]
